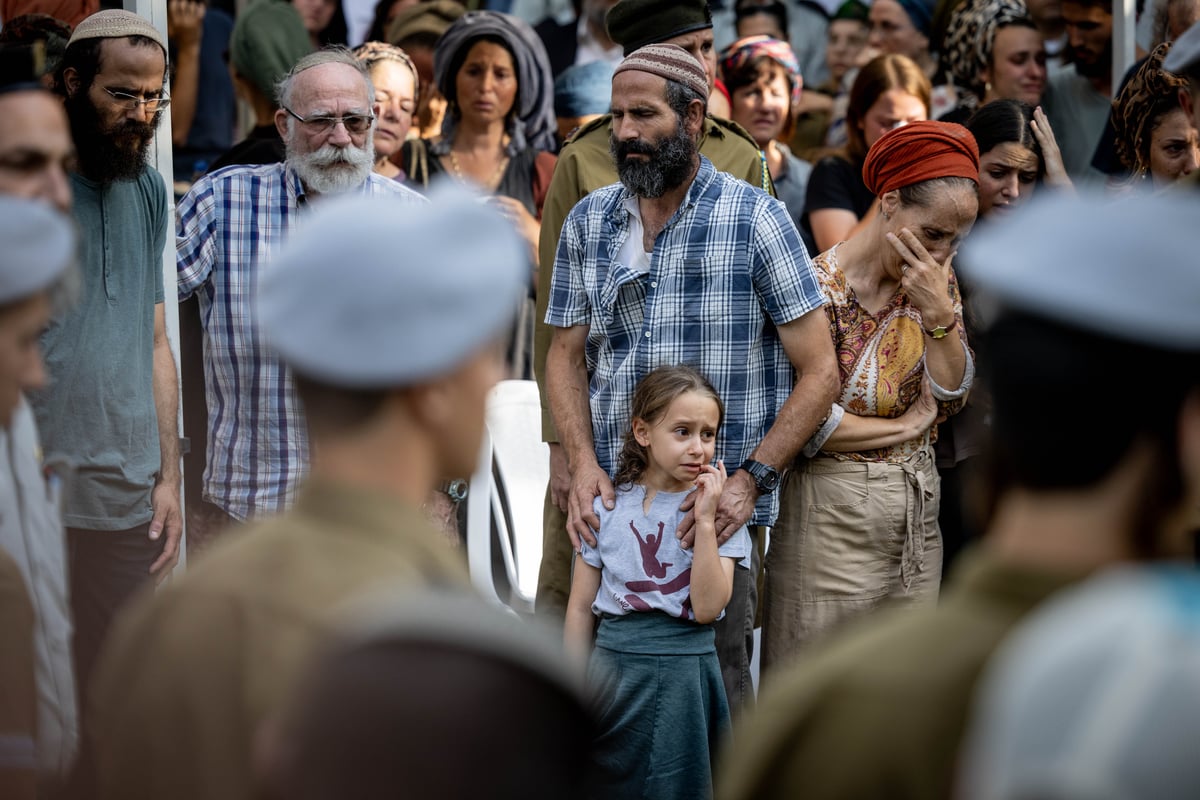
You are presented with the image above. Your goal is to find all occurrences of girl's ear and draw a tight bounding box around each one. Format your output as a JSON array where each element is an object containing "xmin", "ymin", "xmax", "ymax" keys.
[{"xmin": 632, "ymin": 417, "xmax": 651, "ymax": 447}]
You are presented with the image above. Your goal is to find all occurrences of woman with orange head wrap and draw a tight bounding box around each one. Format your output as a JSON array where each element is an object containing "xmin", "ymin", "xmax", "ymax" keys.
[{"xmin": 762, "ymin": 120, "xmax": 980, "ymax": 670}]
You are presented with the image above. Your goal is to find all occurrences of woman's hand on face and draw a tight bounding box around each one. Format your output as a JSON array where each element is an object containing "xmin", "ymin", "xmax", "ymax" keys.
[
  {"xmin": 693, "ymin": 460, "xmax": 727, "ymax": 522},
  {"xmin": 887, "ymin": 228, "xmax": 956, "ymax": 329},
  {"xmin": 1031, "ymin": 107, "xmax": 1075, "ymax": 192}
]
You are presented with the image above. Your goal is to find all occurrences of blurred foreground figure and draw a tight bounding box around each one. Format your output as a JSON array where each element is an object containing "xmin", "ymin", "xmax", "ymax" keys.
[
  {"xmin": 959, "ymin": 566, "xmax": 1200, "ymax": 799},
  {"xmin": 0, "ymin": 44, "xmax": 78, "ymax": 794},
  {"xmin": 718, "ymin": 189, "xmax": 1200, "ymax": 800},
  {"xmin": 86, "ymin": 189, "xmax": 528, "ymax": 800},
  {"xmin": 0, "ymin": 198, "xmax": 77, "ymax": 799},
  {"xmin": 260, "ymin": 591, "xmax": 597, "ymax": 800}
]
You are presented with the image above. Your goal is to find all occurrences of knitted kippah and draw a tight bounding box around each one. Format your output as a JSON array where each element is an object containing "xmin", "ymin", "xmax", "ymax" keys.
[
  {"xmin": 614, "ymin": 43, "xmax": 708, "ymax": 101},
  {"xmin": 67, "ymin": 9, "xmax": 165, "ymax": 52}
]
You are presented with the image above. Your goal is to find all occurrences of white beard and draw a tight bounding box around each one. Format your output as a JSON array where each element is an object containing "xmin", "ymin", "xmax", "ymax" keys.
[{"xmin": 288, "ymin": 140, "xmax": 376, "ymax": 195}]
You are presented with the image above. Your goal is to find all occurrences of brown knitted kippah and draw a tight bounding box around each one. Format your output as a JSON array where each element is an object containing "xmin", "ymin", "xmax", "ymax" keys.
[
  {"xmin": 613, "ymin": 43, "xmax": 708, "ymax": 101},
  {"xmin": 67, "ymin": 9, "xmax": 165, "ymax": 52}
]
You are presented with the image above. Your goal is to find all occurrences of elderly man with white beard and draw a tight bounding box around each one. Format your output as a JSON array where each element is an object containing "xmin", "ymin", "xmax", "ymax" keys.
[{"xmin": 176, "ymin": 46, "xmax": 424, "ymax": 543}]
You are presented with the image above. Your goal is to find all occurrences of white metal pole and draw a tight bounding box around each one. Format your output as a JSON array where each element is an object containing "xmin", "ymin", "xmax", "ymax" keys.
[
  {"xmin": 1114, "ymin": 0, "xmax": 1137, "ymax": 93},
  {"xmin": 127, "ymin": 0, "xmax": 186, "ymax": 569}
]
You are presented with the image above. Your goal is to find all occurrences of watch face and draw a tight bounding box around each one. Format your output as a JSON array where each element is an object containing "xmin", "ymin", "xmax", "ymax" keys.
[{"xmin": 741, "ymin": 460, "xmax": 780, "ymax": 493}]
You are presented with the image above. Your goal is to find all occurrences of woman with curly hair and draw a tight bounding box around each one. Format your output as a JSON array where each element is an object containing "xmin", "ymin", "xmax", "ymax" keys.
[{"xmin": 1112, "ymin": 40, "xmax": 1200, "ymax": 188}]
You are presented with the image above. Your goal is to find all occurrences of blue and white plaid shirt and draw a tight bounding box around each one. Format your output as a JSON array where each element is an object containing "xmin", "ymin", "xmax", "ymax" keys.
[
  {"xmin": 545, "ymin": 156, "xmax": 827, "ymax": 526},
  {"xmin": 177, "ymin": 163, "xmax": 425, "ymax": 520}
]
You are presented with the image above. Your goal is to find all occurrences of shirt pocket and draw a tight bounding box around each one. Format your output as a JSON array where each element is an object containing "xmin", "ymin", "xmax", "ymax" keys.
[
  {"xmin": 597, "ymin": 261, "xmax": 645, "ymax": 329},
  {"xmin": 677, "ymin": 256, "xmax": 753, "ymax": 325}
]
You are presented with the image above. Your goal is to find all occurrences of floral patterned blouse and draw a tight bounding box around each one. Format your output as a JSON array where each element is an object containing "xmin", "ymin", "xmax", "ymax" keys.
[{"xmin": 814, "ymin": 243, "xmax": 973, "ymax": 463}]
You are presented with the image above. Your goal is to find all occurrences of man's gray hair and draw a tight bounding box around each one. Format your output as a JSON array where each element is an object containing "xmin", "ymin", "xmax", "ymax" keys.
[
  {"xmin": 276, "ymin": 45, "xmax": 375, "ymax": 109},
  {"xmin": 665, "ymin": 78, "xmax": 707, "ymax": 123}
]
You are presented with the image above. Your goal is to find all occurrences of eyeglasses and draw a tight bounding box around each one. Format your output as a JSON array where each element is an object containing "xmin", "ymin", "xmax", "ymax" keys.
[
  {"xmin": 102, "ymin": 87, "xmax": 170, "ymax": 112},
  {"xmin": 283, "ymin": 106, "xmax": 375, "ymax": 134}
]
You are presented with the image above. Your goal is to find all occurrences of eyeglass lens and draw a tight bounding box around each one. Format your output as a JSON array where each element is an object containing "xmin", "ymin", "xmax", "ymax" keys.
[
  {"xmin": 106, "ymin": 89, "xmax": 168, "ymax": 110},
  {"xmin": 306, "ymin": 115, "xmax": 373, "ymax": 134}
]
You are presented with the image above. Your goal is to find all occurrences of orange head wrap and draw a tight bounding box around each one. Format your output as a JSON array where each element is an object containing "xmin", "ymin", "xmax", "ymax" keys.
[{"xmin": 861, "ymin": 120, "xmax": 980, "ymax": 197}]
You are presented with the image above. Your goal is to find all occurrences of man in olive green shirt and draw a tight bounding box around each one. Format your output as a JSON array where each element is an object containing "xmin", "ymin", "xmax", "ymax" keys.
[
  {"xmin": 532, "ymin": 0, "xmax": 774, "ymax": 715},
  {"xmin": 717, "ymin": 191, "xmax": 1200, "ymax": 799},
  {"xmin": 88, "ymin": 191, "xmax": 530, "ymax": 800}
]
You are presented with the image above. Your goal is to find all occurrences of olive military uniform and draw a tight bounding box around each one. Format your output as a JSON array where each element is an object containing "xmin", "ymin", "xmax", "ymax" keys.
[
  {"xmin": 90, "ymin": 481, "xmax": 472, "ymax": 800},
  {"xmin": 717, "ymin": 551, "xmax": 1087, "ymax": 800},
  {"xmin": 533, "ymin": 113, "xmax": 771, "ymax": 619}
]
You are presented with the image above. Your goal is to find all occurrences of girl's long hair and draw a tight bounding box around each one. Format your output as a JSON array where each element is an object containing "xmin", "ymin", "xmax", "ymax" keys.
[{"xmin": 613, "ymin": 366, "xmax": 724, "ymax": 488}]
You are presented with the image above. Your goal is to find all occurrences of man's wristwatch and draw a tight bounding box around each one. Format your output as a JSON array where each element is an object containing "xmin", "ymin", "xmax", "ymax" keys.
[{"xmin": 738, "ymin": 459, "xmax": 781, "ymax": 495}]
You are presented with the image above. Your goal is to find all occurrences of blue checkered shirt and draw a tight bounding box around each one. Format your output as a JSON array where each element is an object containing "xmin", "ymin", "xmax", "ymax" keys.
[
  {"xmin": 177, "ymin": 163, "xmax": 425, "ymax": 520},
  {"xmin": 545, "ymin": 156, "xmax": 827, "ymax": 526}
]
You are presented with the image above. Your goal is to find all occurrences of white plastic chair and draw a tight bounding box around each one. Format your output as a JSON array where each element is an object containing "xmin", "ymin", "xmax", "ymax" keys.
[{"xmin": 466, "ymin": 380, "xmax": 548, "ymax": 614}]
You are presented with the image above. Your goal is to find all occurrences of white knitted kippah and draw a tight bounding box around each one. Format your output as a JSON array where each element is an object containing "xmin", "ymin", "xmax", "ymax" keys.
[{"xmin": 68, "ymin": 9, "xmax": 166, "ymax": 52}]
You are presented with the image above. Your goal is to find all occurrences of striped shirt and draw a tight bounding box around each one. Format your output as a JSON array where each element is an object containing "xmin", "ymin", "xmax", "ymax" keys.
[
  {"xmin": 177, "ymin": 163, "xmax": 425, "ymax": 520},
  {"xmin": 545, "ymin": 156, "xmax": 827, "ymax": 526}
]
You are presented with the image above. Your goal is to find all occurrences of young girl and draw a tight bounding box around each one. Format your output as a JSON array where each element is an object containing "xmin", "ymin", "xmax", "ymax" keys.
[{"xmin": 564, "ymin": 365, "xmax": 751, "ymax": 800}]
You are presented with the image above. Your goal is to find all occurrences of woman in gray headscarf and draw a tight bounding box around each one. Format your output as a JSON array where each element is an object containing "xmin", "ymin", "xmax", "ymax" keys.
[
  {"xmin": 399, "ymin": 10, "xmax": 557, "ymax": 379},
  {"xmin": 400, "ymin": 10, "xmax": 557, "ymax": 259}
]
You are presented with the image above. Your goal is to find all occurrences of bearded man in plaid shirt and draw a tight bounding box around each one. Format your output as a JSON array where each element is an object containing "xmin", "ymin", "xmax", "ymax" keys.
[{"xmin": 544, "ymin": 44, "xmax": 839, "ymax": 713}]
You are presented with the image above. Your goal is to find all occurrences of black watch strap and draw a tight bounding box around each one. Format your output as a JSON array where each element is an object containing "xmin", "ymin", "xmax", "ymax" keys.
[{"xmin": 738, "ymin": 459, "xmax": 781, "ymax": 495}]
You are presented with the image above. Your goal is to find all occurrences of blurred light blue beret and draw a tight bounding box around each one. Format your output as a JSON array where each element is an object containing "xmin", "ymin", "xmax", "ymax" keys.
[
  {"xmin": 0, "ymin": 197, "xmax": 75, "ymax": 305},
  {"xmin": 958, "ymin": 189, "xmax": 1200, "ymax": 351},
  {"xmin": 256, "ymin": 187, "xmax": 528, "ymax": 387}
]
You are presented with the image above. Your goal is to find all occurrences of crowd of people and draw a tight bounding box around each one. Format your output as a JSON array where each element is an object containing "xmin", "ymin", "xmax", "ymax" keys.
[{"xmin": 1, "ymin": 0, "xmax": 1199, "ymax": 798}]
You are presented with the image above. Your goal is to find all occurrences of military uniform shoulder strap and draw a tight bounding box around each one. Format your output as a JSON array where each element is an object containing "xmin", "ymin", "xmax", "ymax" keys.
[
  {"xmin": 706, "ymin": 115, "xmax": 760, "ymax": 150},
  {"xmin": 562, "ymin": 113, "xmax": 613, "ymax": 148}
]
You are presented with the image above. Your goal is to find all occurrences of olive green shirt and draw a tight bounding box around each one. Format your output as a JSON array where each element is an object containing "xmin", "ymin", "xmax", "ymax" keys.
[
  {"xmin": 90, "ymin": 480, "xmax": 471, "ymax": 800},
  {"xmin": 533, "ymin": 114, "xmax": 772, "ymax": 442},
  {"xmin": 717, "ymin": 551, "xmax": 1087, "ymax": 800}
]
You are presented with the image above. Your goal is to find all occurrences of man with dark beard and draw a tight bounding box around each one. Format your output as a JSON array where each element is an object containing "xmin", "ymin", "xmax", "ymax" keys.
[
  {"xmin": 1042, "ymin": 0, "xmax": 1123, "ymax": 181},
  {"xmin": 532, "ymin": 0, "xmax": 771, "ymax": 652},
  {"xmin": 32, "ymin": 10, "xmax": 180, "ymax": 720},
  {"xmin": 175, "ymin": 47, "xmax": 423, "ymax": 552},
  {"xmin": 545, "ymin": 43, "xmax": 839, "ymax": 713}
]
